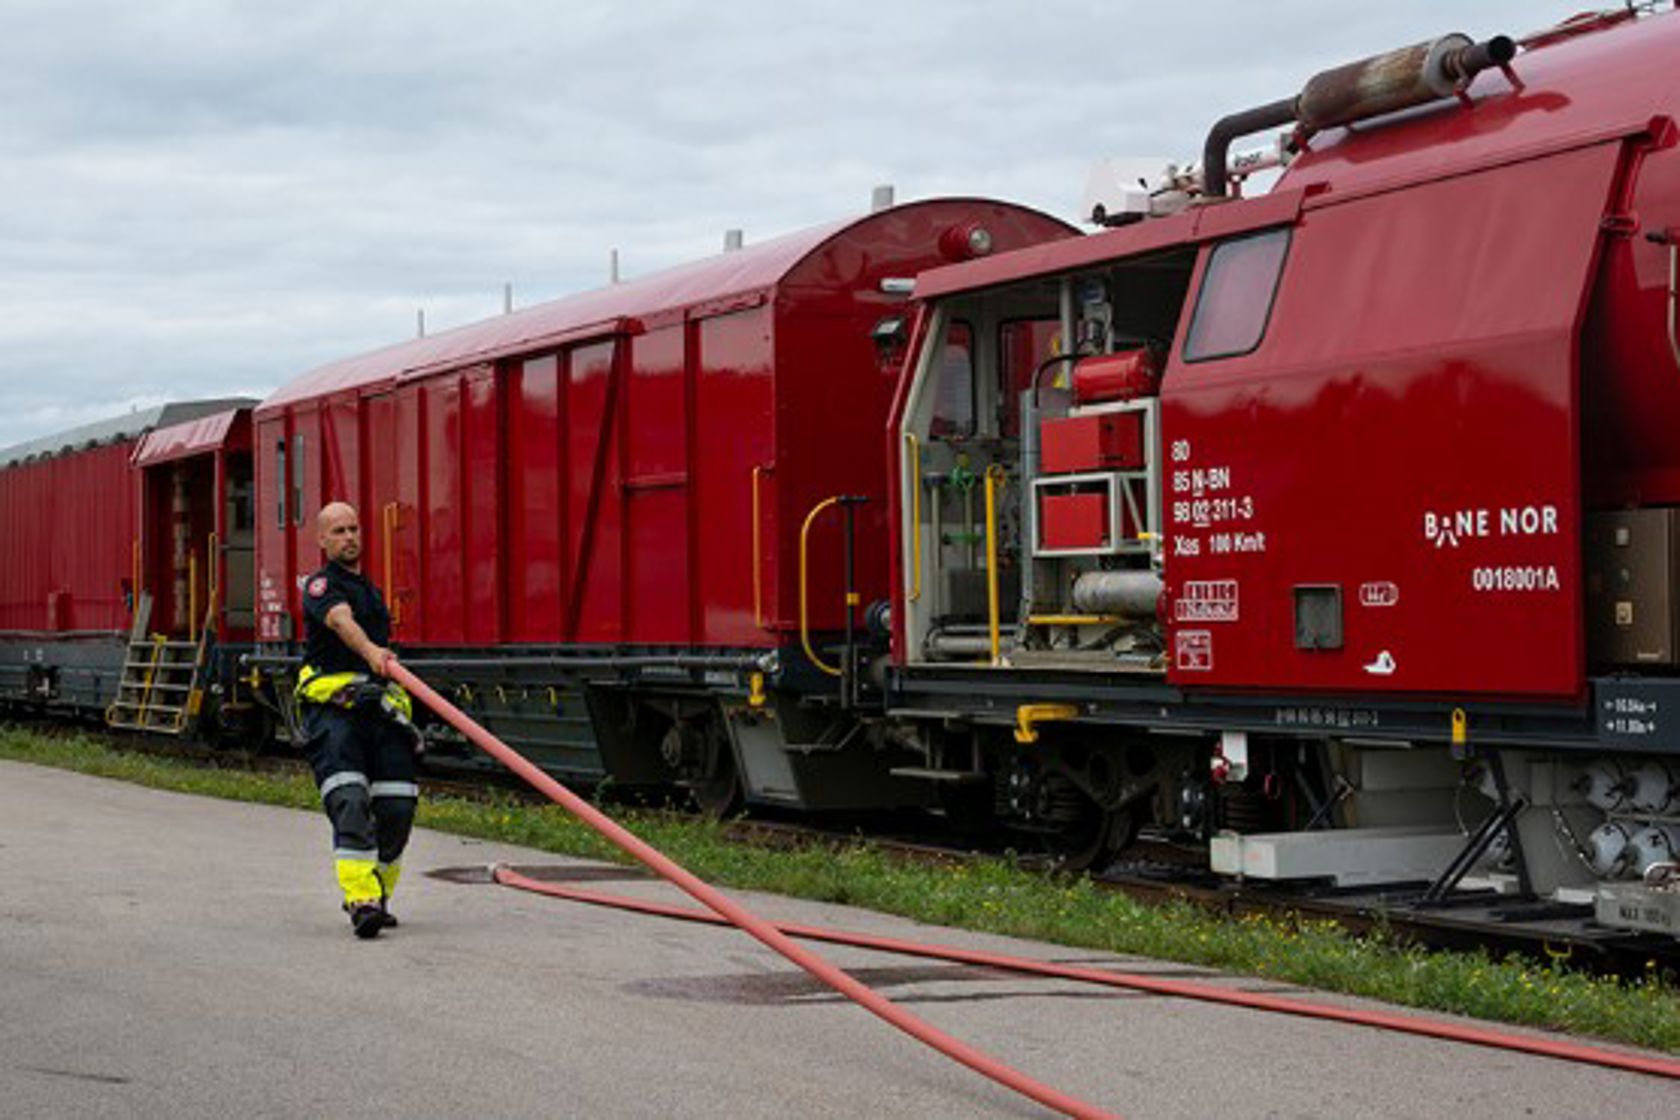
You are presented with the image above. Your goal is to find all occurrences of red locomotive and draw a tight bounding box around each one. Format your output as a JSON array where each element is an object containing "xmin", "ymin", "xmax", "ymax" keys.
[
  {"xmin": 886, "ymin": 7, "xmax": 1680, "ymax": 934},
  {"xmin": 3, "ymin": 7, "xmax": 1679, "ymax": 943}
]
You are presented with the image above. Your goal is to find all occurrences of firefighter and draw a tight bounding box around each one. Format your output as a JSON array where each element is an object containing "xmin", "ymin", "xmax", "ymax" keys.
[{"xmin": 296, "ymin": 501, "xmax": 418, "ymax": 939}]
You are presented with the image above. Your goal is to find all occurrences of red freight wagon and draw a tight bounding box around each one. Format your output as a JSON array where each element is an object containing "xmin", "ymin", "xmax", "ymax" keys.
[
  {"xmin": 0, "ymin": 400, "xmax": 253, "ymax": 713},
  {"xmin": 254, "ymin": 199, "xmax": 1074, "ymax": 800}
]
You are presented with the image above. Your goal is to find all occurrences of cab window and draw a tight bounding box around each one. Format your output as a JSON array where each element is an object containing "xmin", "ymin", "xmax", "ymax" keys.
[
  {"xmin": 1182, "ymin": 228, "xmax": 1290, "ymax": 362},
  {"xmin": 929, "ymin": 321, "xmax": 976, "ymax": 439}
]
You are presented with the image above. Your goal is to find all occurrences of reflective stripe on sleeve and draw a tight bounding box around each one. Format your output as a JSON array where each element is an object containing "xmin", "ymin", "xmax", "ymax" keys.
[
  {"xmin": 369, "ymin": 781, "xmax": 420, "ymax": 799},
  {"xmin": 320, "ymin": 771, "xmax": 370, "ymax": 798}
]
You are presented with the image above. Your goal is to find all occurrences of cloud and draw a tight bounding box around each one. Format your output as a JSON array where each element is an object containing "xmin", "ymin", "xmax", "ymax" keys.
[{"xmin": 0, "ymin": 0, "xmax": 1572, "ymax": 448}]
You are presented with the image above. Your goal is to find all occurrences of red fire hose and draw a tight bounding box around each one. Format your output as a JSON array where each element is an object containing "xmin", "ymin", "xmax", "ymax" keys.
[
  {"xmin": 385, "ymin": 657, "xmax": 1116, "ymax": 1120},
  {"xmin": 493, "ymin": 866, "xmax": 1680, "ymax": 1083}
]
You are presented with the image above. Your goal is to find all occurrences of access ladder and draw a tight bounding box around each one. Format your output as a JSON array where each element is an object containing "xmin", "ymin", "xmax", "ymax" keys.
[{"xmin": 106, "ymin": 593, "xmax": 215, "ymax": 735}]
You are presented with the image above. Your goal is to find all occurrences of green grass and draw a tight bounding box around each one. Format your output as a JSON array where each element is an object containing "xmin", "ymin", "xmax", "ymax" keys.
[{"xmin": 4, "ymin": 724, "xmax": 1677, "ymax": 1052}]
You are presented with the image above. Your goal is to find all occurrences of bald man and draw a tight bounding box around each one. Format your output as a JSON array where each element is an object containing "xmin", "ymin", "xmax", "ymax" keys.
[{"xmin": 295, "ymin": 501, "xmax": 418, "ymax": 939}]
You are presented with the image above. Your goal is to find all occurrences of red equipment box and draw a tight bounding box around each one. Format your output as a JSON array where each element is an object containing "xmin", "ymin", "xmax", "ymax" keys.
[
  {"xmin": 1039, "ymin": 411, "xmax": 1144, "ymax": 475},
  {"xmin": 1039, "ymin": 491, "xmax": 1110, "ymax": 551}
]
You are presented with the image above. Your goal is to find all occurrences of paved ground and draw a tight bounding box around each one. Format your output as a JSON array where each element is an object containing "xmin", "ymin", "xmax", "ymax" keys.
[{"xmin": 2, "ymin": 759, "xmax": 1675, "ymax": 1119}]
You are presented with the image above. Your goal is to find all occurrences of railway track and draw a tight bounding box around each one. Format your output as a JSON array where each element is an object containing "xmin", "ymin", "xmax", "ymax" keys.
[
  {"xmin": 707, "ymin": 818, "xmax": 1680, "ymax": 981},
  {"xmin": 62, "ymin": 726, "xmax": 1680, "ymax": 980}
]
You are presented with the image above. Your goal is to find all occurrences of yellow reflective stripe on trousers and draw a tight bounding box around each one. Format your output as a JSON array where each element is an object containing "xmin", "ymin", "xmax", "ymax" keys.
[
  {"xmin": 335, "ymin": 856, "xmax": 383, "ymax": 906},
  {"xmin": 297, "ymin": 664, "xmax": 362, "ymax": 704},
  {"xmin": 297, "ymin": 664, "xmax": 413, "ymax": 720},
  {"xmin": 376, "ymin": 861, "xmax": 402, "ymax": 899}
]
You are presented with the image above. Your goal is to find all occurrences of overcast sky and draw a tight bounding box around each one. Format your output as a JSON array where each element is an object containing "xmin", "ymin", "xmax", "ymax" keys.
[{"xmin": 0, "ymin": 0, "xmax": 1581, "ymax": 448}]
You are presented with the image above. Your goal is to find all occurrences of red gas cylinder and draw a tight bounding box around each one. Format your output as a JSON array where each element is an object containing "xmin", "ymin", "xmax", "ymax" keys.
[{"xmin": 1070, "ymin": 348, "xmax": 1164, "ymax": 406}]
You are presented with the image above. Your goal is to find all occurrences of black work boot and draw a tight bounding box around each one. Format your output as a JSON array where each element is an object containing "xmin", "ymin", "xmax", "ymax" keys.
[{"xmin": 348, "ymin": 901, "xmax": 387, "ymax": 940}]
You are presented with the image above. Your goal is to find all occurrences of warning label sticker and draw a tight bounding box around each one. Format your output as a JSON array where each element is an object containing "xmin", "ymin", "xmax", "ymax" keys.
[
  {"xmin": 1175, "ymin": 630, "xmax": 1214, "ymax": 672},
  {"xmin": 1176, "ymin": 579, "xmax": 1239, "ymax": 623}
]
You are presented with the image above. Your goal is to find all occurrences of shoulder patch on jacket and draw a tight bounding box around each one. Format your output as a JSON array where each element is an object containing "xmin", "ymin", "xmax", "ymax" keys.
[{"xmin": 307, "ymin": 576, "xmax": 329, "ymax": 598}]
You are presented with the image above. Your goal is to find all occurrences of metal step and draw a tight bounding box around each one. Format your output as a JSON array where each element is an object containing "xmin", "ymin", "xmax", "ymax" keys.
[
  {"xmin": 889, "ymin": 766, "xmax": 989, "ymax": 783},
  {"xmin": 107, "ymin": 720, "xmax": 185, "ymax": 735}
]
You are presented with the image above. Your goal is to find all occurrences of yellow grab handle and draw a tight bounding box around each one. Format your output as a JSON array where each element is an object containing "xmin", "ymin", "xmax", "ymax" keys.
[
  {"xmin": 984, "ymin": 464, "xmax": 1006, "ymax": 665},
  {"xmin": 383, "ymin": 501, "xmax": 403, "ymax": 625},
  {"xmin": 1015, "ymin": 703, "xmax": 1080, "ymax": 744},
  {"xmin": 207, "ymin": 531, "xmax": 219, "ymax": 615},
  {"xmin": 799, "ymin": 496, "xmax": 844, "ymax": 678}
]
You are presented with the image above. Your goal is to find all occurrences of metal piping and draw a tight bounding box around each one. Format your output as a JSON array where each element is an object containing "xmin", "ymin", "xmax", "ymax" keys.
[
  {"xmin": 1202, "ymin": 97, "xmax": 1299, "ymax": 198},
  {"xmin": 1202, "ymin": 34, "xmax": 1515, "ymax": 197},
  {"xmin": 241, "ymin": 651, "xmax": 773, "ymax": 674},
  {"xmin": 1071, "ymin": 570, "xmax": 1164, "ymax": 617}
]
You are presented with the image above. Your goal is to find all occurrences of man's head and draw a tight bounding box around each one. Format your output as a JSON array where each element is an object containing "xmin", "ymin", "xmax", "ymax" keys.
[{"xmin": 317, "ymin": 502, "xmax": 362, "ymax": 568}]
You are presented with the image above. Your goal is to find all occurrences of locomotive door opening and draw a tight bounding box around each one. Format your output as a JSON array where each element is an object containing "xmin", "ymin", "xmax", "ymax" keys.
[
  {"xmin": 141, "ymin": 455, "xmax": 216, "ymax": 639},
  {"xmin": 898, "ymin": 245, "xmax": 1197, "ymax": 668},
  {"xmin": 220, "ymin": 452, "xmax": 255, "ymax": 637}
]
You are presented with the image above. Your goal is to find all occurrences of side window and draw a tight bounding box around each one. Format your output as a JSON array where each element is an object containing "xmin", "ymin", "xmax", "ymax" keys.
[
  {"xmin": 998, "ymin": 318, "xmax": 1060, "ymax": 438},
  {"xmin": 1182, "ymin": 228, "xmax": 1290, "ymax": 362},
  {"xmin": 275, "ymin": 440, "xmax": 288, "ymax": 529},
  {"xmin": 929, "ymin": 321, "xmax": 975, "ymax": 439},
  {"xmin": 291, "ymin": 434, "xmax": 305, "ymax": 526}
]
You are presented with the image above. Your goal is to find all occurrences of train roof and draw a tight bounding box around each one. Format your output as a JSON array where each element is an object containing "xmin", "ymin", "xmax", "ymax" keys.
[
  {"xmin": 0, "ymin": 398, "xmax": 258, "ymax": 469},
  {"xmin": 259, "ymin": 199, "xmax": 1040, "ymax": 414},
  {"xmin": 915, "ymin": 8, "xmax": 1680, "ymax": 301}
]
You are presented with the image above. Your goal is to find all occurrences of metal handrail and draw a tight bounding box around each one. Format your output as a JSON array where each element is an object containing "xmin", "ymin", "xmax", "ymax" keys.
[
  {"xmin": 188, "ymin": 550, "xmax": 199, "ymax": 644},
  {"xmin": 752, "ymin": 465, "xmax": 768, "ymax": 629},
  {"xmin": 382, "ymin": 501, "xmax": 402, "ymax": 625},
  {"xmin": 983, "ymin": 464, "xmax": 1006, "ymax": 665},
  {"xmin": 207, "ymin": 531, "xmax": 219, "ymax": 619},
  {"xmin": 905, "ymin": 433, "xmax": 922, "ymax": 603},
  {"xmin": 798, "ymin": 495, "xmax": 844, "ymax": 677}
]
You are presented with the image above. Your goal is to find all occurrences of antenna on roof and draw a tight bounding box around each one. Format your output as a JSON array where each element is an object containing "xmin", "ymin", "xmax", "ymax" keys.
[
  {"xmin": 871, "ymin": 184, "xmax": 895, "ymax": 212},
  {"xmin": 503, "ymin": 282, "xmax": 514, "ymax": 314},
  {"xmin": 610, "ymin": 248, "xmax": 621, "ymax": 285},
  {"xmin": 417, "ymin": 309, "xmax": 426, "ymax": 338},
  {"xmin": 724, "ymin": 229, "xmax": 744, "ymax": 252}
]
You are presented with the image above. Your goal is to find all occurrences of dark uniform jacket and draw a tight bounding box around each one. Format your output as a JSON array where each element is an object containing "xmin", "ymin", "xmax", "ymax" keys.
[{"xmin": 301, "ymin": 560, "xmax": 391, "ymax": 676}]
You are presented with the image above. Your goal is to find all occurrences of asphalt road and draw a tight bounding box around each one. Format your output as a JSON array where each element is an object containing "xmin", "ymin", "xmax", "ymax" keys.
[{"xmin": 2, "ymin": 759, "xmax": 1674, "ymax": 1118}]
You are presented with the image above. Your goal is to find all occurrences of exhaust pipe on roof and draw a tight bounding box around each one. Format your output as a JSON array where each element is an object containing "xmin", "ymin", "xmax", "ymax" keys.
[{"xmin": 1201, "ymin": 33, "xmax": 1517, "ymax": 197}]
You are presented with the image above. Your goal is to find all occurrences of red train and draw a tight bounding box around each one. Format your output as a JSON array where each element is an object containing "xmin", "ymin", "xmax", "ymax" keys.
[{"xmin": 4, "ymin": 8, "xmax": 1679, "ymax": 941}]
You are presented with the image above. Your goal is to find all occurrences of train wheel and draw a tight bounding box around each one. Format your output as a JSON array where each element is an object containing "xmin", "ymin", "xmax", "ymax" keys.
[
  {"xmin": 1045, "ymin": 805, "xmax": 1137, "ymax": 873},
  {"xmin": 661, "ymin": 719, "xmax": 743, "ymax": 818},
  {"xmin": 688, "ymin": 741, "xmax": 742, "ymax": 818},
  {"xmin": 1003, "ymin": 756, "xmax": 1138, "ymax": 872}
]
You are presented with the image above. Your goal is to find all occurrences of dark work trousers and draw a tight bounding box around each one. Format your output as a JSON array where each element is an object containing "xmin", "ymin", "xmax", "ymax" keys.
[{"xmin": 302, "ymin": 703, "xmax": 418, "ymax": 906}]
